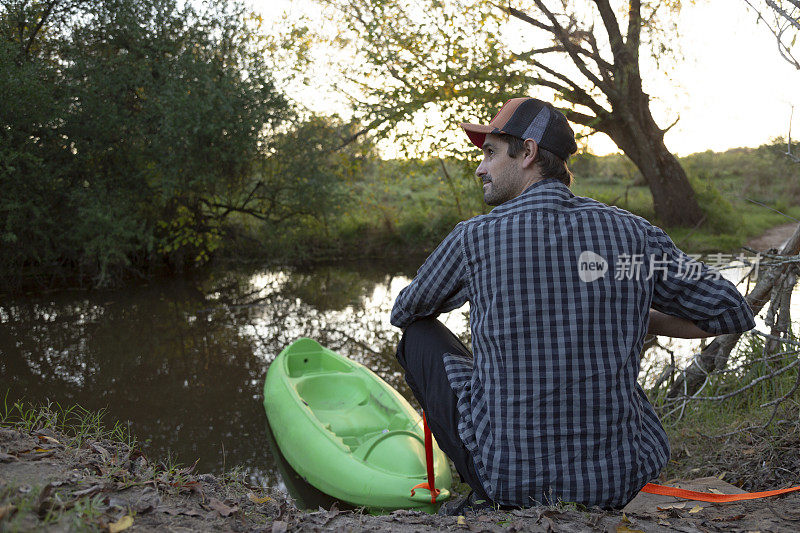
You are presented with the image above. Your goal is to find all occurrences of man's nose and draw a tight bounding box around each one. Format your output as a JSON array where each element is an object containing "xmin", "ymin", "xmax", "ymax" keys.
[{"xmin": 475, "ymin": 160, "xmax": 487, "ymax": 178}]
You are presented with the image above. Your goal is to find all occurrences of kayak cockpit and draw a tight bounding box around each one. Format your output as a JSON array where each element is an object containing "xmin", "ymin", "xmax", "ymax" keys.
[{"xmin": 290, "ymin": 352, "xmax": 428, "ymax": 477}]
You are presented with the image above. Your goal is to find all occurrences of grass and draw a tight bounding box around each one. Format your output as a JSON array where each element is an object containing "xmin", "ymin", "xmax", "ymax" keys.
[
  {"xmin": 1, "ymin": 393, "xmax": 135, "ymax": 450},
  {"xmin": 224, "ymin": 140, "xmax": 800, "ymax": 266},
  {"xmin": 650, "ymin": 332, "xmax": 800, "ymax": 490}
]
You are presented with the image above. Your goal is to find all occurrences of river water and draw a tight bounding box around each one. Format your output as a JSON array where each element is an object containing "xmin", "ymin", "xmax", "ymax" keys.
[{"xmin": 1, "ymin": 255, "xmax": 797, "ymax": 502}]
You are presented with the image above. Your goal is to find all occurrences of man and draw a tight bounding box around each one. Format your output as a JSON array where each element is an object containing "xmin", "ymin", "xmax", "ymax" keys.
[{"xmin": 390, "ymin": 97, "xmax": 756, "ymax": 512}]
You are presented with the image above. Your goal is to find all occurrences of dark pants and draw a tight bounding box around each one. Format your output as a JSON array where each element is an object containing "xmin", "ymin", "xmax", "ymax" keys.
[{"xmin": 395, "ymin": 318, "xmax": 490, "ymax": 500}]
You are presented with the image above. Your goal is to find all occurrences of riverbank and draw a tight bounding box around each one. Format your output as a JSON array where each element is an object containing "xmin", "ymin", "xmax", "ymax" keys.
[{"xmin": 2, "ymin": 406, "xmax": 799, "ymax": 531}]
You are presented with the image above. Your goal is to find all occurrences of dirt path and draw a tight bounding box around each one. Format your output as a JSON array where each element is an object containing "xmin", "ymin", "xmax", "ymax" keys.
[
  {"xmin": 2, "ymin": 426, "xmax": 800, "ymax": 532},
  {"xmin": 745, "ymin": 222, "xmax": 799, "ymax": 251}
]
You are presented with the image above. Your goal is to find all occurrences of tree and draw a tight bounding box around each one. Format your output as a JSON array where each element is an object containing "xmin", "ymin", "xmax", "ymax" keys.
[
  {"xmin": 319, "ymin": 0, "xmax": 705, "ymax": 227},
  {"xmin": 0, "ymin": 0, "xmax": 293, "ymax": 289},
  {"xmin": 744, "ymin": 0, "xmax": 800, "ymax": 70},
  {"xmin": 744, "ymin": 1, "xmax": 800, "ymax": 163}
]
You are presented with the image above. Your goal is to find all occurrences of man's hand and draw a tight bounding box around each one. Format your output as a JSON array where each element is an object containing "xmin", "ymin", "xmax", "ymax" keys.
[{"xmin": 647, "ymin": 308, "xmax": 715, "ymax": 338}]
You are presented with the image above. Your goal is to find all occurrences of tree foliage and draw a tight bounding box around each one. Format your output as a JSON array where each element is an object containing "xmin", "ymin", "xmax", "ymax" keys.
[
  {"xmin": 319, "ymin": 0, "xmax": 706, "ymax": 226},
  {"xmin": 0, "ymin": 0, "xmax": 353, "ymax": 290}
]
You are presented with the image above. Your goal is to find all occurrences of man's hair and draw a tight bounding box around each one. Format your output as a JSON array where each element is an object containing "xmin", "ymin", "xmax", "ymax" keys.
[{"xmin": 498, "ymin": 133, "xmax": 574, "ymax": 187}]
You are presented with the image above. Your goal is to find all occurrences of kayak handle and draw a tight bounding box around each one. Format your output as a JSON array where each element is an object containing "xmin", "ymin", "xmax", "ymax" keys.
[{"xmin": 352, "ymin": 430, "xmax": 422, "ymax": 461}]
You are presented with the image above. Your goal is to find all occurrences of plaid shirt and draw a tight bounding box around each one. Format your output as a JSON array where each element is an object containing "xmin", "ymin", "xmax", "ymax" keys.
[{"xmin": 391, "ymin": 178, "xmax": 755, "ymax": 508}]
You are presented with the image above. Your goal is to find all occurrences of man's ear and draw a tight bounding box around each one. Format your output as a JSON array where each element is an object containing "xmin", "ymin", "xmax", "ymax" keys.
[{"xmin": 522, "ymin": 139, "xmax": 538, "ymax": 169}]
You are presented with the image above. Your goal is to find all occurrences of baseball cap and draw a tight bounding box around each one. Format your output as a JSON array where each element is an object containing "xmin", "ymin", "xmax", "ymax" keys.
[{"xmin": 459, "ymin": 98, "xmax": 578, "ymax": 161}]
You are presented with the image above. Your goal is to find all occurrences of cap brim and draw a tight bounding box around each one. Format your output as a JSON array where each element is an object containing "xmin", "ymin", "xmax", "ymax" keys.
[{"xmin": 459, "ymin": 123, "xmax": 496, "ymax": 149}]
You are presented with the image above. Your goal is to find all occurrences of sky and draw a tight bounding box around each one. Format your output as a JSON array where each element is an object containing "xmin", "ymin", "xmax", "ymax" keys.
[{"xmin": 249, "ymin": 0, "xmax": 800, "ymax": 157}]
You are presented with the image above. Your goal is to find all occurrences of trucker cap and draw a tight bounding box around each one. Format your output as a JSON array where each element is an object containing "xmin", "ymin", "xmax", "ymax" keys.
[{"xmin": 459, "ymin": 98, "xmax": 578, "ymax": 161}]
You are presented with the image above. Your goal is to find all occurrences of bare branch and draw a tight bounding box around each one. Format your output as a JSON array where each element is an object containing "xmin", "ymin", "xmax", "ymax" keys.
[{"xmin": 502, "ymin": 1, "xmax": 612, "ymax": 94}]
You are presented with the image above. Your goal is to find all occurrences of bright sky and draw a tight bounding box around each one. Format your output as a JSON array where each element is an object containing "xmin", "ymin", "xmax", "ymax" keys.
[{"xmin": 249, "ymin": 0, "xmax": 800, "ymax": 157}]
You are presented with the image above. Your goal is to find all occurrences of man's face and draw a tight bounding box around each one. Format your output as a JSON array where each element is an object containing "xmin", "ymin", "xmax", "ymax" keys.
[{"xmin": 475, "ymin": 134, "xmax": 526, "ymax": 206}]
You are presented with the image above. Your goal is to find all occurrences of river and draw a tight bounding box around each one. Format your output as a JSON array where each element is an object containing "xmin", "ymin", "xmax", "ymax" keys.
[{"xmin": 1, "ymin": 254, "xmax": 797, "ymax": 504}]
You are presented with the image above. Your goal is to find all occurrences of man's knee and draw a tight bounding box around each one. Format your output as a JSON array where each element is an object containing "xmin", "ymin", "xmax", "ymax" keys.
[{"xmin": 396, "ymin": 317, "xmax": 440, "ymax": 370}]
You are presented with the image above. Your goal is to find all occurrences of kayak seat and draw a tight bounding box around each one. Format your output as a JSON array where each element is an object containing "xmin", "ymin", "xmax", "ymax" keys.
[
  {"xmin": 295, "ymin": 374, "xmax": 369, "ymax": 410},
  {"xmin": 295, "ymin": 374, "xmax": 406, "ymax": 441},
  {"xmin": 285, "ymin": 350, "xmax": 352, "ymax": 377}
]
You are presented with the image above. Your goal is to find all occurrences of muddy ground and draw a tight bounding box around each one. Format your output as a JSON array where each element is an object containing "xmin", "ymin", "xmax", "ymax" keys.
[
  {"xmin": 2, "ymin": 426, "xmax": 800, "ymax": 532},
  {"xmin": 745, "ymin": 221, "xmax": 798, "ymax": 251}
]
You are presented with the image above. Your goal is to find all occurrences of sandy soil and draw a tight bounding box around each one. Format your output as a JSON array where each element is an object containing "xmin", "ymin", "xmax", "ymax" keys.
[{"xmin": 2, "ymin": 426, "xmax": 800, "ymax": 532}]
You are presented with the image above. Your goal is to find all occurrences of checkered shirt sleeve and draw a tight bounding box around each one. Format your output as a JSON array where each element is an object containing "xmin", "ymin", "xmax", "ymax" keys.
[{"xmin": 647, "ymin": 226, "xmax": 756, "ymax": 335}]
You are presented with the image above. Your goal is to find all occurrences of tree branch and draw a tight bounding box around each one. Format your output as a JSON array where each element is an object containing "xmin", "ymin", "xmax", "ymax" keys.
[
  {"xmin": 22, "ymin": 0, "xmax": 58, "ymax": 58},
  {"xmin": 503, "ymin": 1, "xmax": 612, "ymax": 94}
]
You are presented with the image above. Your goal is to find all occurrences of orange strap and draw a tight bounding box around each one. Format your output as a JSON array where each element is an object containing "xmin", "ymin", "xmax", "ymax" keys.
[
  {"xmin": 410, "ymin": 412, "xmax": 440, "ymax": 503},
  {"xmin": 641, "ymin": 482, "xmax": 800, "ymax": 502}
]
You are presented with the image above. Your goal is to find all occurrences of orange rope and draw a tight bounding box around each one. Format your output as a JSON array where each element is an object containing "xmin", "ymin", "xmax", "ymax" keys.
[
  {"xmin": 410, "ymin": 412, "xmax": 440, "ymax": 504},
  {"xmin": 641, "ymin": 482, "xmax": 800, "ymax": 502}
]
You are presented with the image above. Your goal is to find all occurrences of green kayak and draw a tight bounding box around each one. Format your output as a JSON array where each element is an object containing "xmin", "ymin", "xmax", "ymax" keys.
[{"xmin": 263, "ymin": 338, "xmax": 452, "ymax": 512}]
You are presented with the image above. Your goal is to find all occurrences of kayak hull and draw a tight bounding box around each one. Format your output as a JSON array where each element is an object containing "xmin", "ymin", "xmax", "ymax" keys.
[{"xmin": 263, "ymin": 338, "xmax": 452, "ymax": 512}]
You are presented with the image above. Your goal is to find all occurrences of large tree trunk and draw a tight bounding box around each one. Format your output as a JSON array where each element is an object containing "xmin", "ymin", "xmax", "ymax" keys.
[{"xmin": 602, "ymin": 91, "xmax": 705, "ymax": 228}]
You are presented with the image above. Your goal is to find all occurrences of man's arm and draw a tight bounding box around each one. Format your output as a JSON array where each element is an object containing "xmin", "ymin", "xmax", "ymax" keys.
[
  {"xmin": 390, "ymin": 222, "xmax": 468, "ymax": 329},
  {"xmin": 647, "ymin": 308, "xmax": 715, "ymax": 338},
  {"xmin": 647, "ymin": 226, "xmax": 756, "ymax": 336}
]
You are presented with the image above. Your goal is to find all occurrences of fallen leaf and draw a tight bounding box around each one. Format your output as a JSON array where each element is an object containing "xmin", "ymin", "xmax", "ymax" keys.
[
  {"xmin": 33, "ymin": 448, "xmax": 51, "ymax": 453},
  {"xmin": 248, "ymin": 492, "xmax": 272, "ymax": 504},
  {"xmin": 0, "ymin": 505, "xmax": 17, "ymax": 520},
  {"xmin": 108, "ymin": 515, "xmax": 133, "ymax": 533},
  {"xmin": 0, "ymin": 452, "xmax": 18, "ymax": 463},
  {"xmin": 208, "ymin": 498, "xmax": 238, "ymax": 517},
  {"xmin": 457, "ymin": 515, "xmax": 467, "ymax": 526},
  {"xmin": 271, "ymin": 520, "xmax": 288, "ymax": 533},
  {"xmin": 326, "ymin": 501, "xmax": 339, "ymax": 519},
  {"xmin": 37, "ymin": 435, "xmax": 62, "ymax": 446},
  {"xmin": 656, "ymin": 503, "xmax": 686, "ymax": 510},
  {"xmin": 689, "ymin": 505, "xmax": 703, "ymax": 514},
  {"xmin": 616, "ymin": 526, "xmax": 645, "ymax": 533},
  {"xmin": 73, "ymin": 484, "xmax": 105, "ymax": 497}
]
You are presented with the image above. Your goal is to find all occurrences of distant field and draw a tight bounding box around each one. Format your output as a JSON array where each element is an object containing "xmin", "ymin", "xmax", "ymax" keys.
[{"xmin": 231, "ymin": 142, "xmax": 800, "ymax": 263}]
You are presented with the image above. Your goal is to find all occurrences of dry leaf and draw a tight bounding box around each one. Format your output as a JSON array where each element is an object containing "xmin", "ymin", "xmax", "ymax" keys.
[
  {"xmin": 108, "ymin": 515, "xmax": 133, "ymax": 533},
  {"xmin": 326, "ymin": 501, "xmax": 339, "ymax": 519},
  {"xmin": 689, "ymin": 505, "xmax": 703, "ymax": 514},
  {"xmin": 248, "ymin": 492, "xmax": 272, "ymax": 504},
  {"xmin": 616, "ymin": 526, "xmax": 645, "ymax": 533},
  {"xmin": 208, "ymin": 498, "xmax": 237, "ymax": 517},
  {"xmin": 0, "ymin": 452, "xmax": 18, "ymax": 463},
  {"xmin": 457, "ymin": 515, "xmax": 467, "ymax": 526},
  {"xmin": 656, "ymin": 503, "xmax": 685, "ymax": 510},
  {"xmin": 0, "ymin": 505, "xmax": 17, "ymax": 520}
]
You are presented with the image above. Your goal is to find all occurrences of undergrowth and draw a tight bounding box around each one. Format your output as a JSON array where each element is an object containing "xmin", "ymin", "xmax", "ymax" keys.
[{"xmin": 0, "ymin": 393, "xmax": 135, "ymax": 450}]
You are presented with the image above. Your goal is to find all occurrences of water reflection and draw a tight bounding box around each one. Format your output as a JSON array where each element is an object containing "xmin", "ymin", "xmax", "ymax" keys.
[
  {"xmin": 0, "ymin": 260, "xmax": 426, "ymax": 490},
  {"xmin": 1, "ymin": 256, "xmax": 797, "ymax": 493}
]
